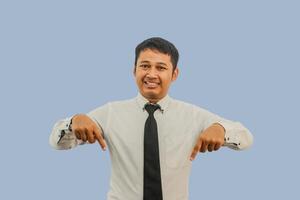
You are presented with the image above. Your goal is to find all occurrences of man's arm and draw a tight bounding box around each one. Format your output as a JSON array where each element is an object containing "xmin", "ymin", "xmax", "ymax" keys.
[
  {"xmin": 190, "ymin": 121, "xmax": 253, "ymax": 160},
  {"xmin": 49, "ymin": 114, "xmax": 106, "ymax": 150},
  {"xmin": 190, "ymin": 105, "xmax": 253, "ymax": 160}
]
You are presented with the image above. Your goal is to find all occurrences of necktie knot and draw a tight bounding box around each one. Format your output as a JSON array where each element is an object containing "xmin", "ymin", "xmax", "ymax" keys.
[{"xmin": 144, "ymin": 104, "xmax": 160, "ymax": 115}]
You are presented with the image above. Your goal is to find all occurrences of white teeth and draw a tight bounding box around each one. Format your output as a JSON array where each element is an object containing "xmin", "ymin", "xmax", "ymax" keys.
[
  {"xmin": 148, "ymin": 82, "xmax": 157, "ymax": 86},
  {"xmin": 144, "ymin": 81, "xmax": 159, "ymax": 88}
]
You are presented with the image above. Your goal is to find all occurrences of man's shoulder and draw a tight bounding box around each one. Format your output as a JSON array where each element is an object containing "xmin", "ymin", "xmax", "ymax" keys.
[
  {"xmin": 170, "ymin": 97, "xmax": 213, "ymax": 115},
  {"xmin": 171, "ymin": 98, "xmax": 201, "ymax": 110},
  {"xmin": 108, "ymin": 97, "xmax": 136, "ymax": 105},
  {"xmin": 103, "ymin": 97, "xmax": 137, "ymax": 110}
]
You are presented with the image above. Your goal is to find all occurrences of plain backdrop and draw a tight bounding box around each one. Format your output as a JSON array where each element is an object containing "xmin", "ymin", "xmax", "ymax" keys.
[{"xmin": 0, "ymin": 0, "xmax": 299, "ymax": 199}]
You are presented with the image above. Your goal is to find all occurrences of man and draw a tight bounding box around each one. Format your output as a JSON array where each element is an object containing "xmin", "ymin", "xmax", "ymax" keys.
[{"xmin": 49, "ymin": 37, "xmax": 253, "ymax": 200}]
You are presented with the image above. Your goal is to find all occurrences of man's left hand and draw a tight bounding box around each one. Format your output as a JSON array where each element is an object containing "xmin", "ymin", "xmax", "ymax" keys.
[{"xmin": 190, "ymin": 123, "xmax": 225, "ymax": 161}]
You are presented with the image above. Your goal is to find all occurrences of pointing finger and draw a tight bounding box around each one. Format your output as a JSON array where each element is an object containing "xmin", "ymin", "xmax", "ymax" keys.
[
  {"xmin": 190, "ymin": 140, "xmax": 202, "ymax": 161},
  {"xmin": 94, "ymin": 126, "xmax": 107, "ymax": 151},
  {"xmin": 190, "ymin": 146, "xmax": 198, "ymax": 161}
]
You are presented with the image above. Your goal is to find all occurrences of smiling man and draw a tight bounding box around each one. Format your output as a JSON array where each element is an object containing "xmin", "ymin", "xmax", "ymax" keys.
[
  {"xmin": 49, "ymin": 37, "xmax": 253, "ymax": 200},
  {"xmin": 134, "ymin": 48, "xmax": 178, "ymax": 103}
]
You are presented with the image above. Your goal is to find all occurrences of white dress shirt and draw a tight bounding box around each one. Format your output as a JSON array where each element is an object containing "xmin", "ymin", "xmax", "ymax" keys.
[{"xmin": 49, "ymin": 93, "xmax": 253, "ymax": 200}]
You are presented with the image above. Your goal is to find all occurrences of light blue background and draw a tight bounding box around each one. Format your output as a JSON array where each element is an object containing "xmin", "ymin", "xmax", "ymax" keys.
[{"xmin": 1, "ymin": 0, "xmax": 299, "ymax": 199}]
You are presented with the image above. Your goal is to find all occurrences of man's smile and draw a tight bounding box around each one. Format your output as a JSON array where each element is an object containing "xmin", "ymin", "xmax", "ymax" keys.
[{"xmin": 143, "ymin": 80, "xmax": 160, "ymax": 89}]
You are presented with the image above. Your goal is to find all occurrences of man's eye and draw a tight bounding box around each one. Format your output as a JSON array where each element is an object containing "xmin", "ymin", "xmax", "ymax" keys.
[
  {"xmin": 140, "ymin": 65, "xmax": 149, "ymax": 69},
  {"xmin": 158, "ymin": 66, "xmax": 166, "ymax": 70}
]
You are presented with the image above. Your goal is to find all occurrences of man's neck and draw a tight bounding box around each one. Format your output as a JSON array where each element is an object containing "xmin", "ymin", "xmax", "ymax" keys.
[{"xmin": 145, "ymin": 95, "xmax": 165, "ymax": 104}]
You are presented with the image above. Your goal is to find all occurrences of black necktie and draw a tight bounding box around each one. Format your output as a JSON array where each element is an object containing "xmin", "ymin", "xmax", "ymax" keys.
[{"xmin": 143, "ymin": 104, "xmax": 163, "ymax": 200}]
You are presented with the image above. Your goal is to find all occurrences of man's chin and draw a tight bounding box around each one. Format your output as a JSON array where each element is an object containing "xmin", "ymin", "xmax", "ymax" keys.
[{"xmin": 142, "ymin": 91, "xmax": 161, "ymax": 102}]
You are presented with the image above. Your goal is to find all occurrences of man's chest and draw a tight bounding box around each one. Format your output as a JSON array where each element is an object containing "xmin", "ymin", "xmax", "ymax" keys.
[{"xmin": 106, "ymin": 111, "xmax": 200, "ymax": 168}]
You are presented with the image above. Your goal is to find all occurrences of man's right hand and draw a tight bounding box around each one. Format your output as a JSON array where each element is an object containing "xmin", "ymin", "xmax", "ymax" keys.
[{"xmin": 71, "ymin": 114, "xmax": 107, "ymax": 151}]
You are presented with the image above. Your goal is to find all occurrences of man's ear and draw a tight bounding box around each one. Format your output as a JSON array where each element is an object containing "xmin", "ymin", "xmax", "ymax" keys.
[
  {"xmin": 171, "ymin": 67, "xmax": 179, "ymax": 82},
  {"xmin": 133, "ymin": 66, "xmax": 136, "ymax": 76}
]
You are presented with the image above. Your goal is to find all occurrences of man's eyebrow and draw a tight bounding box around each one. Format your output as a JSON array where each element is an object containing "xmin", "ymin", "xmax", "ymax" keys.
[
  {"xmin": 156, "ymin": 62, "xmax": 168, "ymax": 67},
  {"xmin": 139, "ymin": 61, "xmax": 168, "ymax": 67},
  {"xmin": 140, "ymin": 61, "xmax": 150, "ymax": 64}
]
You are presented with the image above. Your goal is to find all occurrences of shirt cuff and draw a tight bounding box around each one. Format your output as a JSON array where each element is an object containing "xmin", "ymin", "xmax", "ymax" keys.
[
  {"xmin": 56, "ymin": 117, "xmax": 73, "ymax": 144},
  {"xmin": 217, "ymin": 120, "xmax": 253, "ymax": 150}
]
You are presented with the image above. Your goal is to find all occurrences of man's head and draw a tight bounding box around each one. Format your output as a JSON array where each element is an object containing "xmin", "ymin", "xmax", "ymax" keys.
[
  {"xmin": 133, "ymin": 37, "xmax": 179, "ymax": 103},
  {"xmin": 134, "ymin": 37, "xmax": 179, "ymax": 72}
]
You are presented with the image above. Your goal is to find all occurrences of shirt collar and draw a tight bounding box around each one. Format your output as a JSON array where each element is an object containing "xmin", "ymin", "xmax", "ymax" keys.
[{"xmin": 136, "ymin": 93, "xmax": 171, "ymax": 113}]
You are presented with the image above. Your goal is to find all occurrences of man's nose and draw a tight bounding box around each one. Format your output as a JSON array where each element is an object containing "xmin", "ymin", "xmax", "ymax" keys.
[{"xmin": 146, "ymin": 67, "xmax": 158, "ymax": 77}]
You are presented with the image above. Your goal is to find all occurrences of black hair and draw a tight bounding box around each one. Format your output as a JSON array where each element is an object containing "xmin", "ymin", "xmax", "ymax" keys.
[{"xmin": 134, "ymin": 37, "xmax": 179, "ymax": 71}]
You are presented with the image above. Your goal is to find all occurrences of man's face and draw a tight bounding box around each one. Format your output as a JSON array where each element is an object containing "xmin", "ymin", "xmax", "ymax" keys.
[{"xmin": 134, "ymin": 49, "xmax": 179, "ymax": 103}]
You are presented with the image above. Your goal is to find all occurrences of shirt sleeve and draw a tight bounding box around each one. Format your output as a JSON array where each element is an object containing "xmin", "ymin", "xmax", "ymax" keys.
[
  {"xmin": 49, "ymin": 117, "xmax": 85, "ymax": 150},
  {"xmin": 49, "ymin": 104, "xmax": 110, "ymax": 150},
  {"xmin": 219, "ymin": 119, "xmax": 253, "ymax": 150},
  {"xmin": 196, "ymin": 107, "xmax": 253, "ymax": 150}
]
